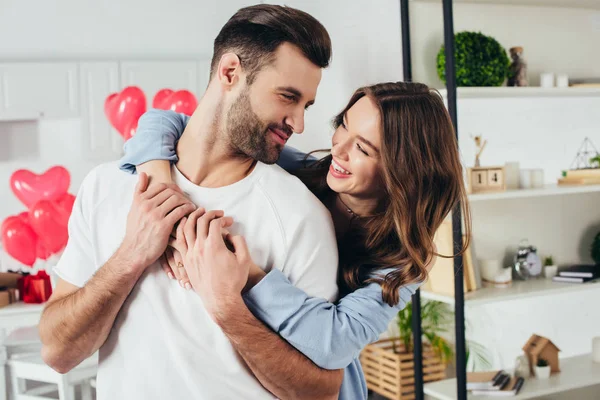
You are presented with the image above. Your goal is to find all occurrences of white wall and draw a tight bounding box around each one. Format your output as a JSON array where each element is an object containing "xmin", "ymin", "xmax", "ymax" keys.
[{"xmin": 410, "ymin": 2, "xmax": 600, "ymax": 87}]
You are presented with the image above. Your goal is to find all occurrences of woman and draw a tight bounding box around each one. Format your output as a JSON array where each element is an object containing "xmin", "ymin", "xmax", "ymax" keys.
[{"xmin": 119, "ymin": 82, "xmax": 471, "ymax": 399}]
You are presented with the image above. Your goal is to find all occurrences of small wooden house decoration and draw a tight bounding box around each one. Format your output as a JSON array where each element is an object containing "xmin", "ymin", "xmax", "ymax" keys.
[{"xmin": 522, "ymin": 334, "xmax": 561, "ymax": 376}]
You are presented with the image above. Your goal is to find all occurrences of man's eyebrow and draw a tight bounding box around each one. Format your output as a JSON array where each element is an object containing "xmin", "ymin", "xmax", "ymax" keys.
[{"xmin": 276, "ymin": 86, "xmax": 302, "ymax": 97}]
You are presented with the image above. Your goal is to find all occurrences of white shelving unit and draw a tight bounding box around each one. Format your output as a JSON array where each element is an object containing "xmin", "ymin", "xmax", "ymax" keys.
[
  {"xmin": 413, "ymin": 0, "xmax": 600, "ymax": 10},
  {"xmin": 421, "ymin": 278, "xmax": 600, "ymax": 306},
  {"xmin": 438, "ymin": 87, "xmax": 600, "ymax": 99},
  {"xmin": 424, "ymin": 353, "xmax": 600, "ymax": 399},
  {"xmin": 468, "ymin": 184, "xmax": 600, "ymax": 202}
]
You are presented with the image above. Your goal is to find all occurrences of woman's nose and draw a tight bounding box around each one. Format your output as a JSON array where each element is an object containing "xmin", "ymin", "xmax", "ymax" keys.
[{"xmin": 332, "ymin": 139, "xmax": 350, "ymax": 161}]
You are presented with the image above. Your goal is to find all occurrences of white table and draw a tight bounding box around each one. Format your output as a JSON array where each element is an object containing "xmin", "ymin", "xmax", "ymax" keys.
[
  {"xmin": 0, "ymin": 303, "xmax": 44, "ymax": 337},
  {"xmin": 0, "ymin": 302, "xmax": 44, "ymax": 400},
  {"xmin": 424, "ymin": 354, "xmax": 600, "ymax": 400}
]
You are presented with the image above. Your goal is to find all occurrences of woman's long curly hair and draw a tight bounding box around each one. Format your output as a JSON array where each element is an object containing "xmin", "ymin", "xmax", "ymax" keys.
[{"xmin": 294, "ymin": 82, "xmax": 471, "ymax": 306}]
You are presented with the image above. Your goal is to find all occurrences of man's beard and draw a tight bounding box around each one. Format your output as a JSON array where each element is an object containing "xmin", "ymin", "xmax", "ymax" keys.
[{"xmin": 226, "ymin": 88, "xmax": 286, "ymax": 164}]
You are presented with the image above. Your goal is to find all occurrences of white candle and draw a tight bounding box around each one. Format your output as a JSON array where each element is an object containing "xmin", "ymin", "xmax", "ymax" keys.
[
  {"xmin": 531, "ymin": 169, "xmax": 544, "ymax": 189},
  {"xmin": 593, "ymin": 337, "xmax": 600, "ymax": 363},
  {"xmin": 505, "ymin": 162, "xmax": 520, "ymax": 190}
]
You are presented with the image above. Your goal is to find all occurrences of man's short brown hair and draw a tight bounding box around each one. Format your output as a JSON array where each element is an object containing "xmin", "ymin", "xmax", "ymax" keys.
[{"xmin": 210, "ymin": 4, "xmax": 332, "ymax": 84}]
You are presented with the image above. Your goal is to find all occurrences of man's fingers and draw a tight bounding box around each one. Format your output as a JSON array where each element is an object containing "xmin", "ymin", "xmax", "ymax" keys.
[
  {"xmin": 139, "ymin": 182, "xmax": 168, "ymax": 200},
  {"xmin": 207, "ymin": 218, "xmax": 228, "ymax": 250},
  {"xmin": 196, "ymin": 210, "xmax": 225, "ymax": 244},
  {"xmin": 221, "ymin": 216, "xmax": 234, "ymax": 229},
  {"xmin": 157, "ymin": 194, "xmax": 194, "ymax": 218},
  {"xmin": 136, "ymin": 172, "xmax": 149, "ymax": 194},
  {"xmin": 165, "ymin": 203, "xmax": 196, "ymax": 229},
  {"xmin": 183, "ymin": 208, "xmax": 205, "ymax": 249},
  {"xmin": 230, "ymin": 235, "xmax": 250, "ymax": 261}
]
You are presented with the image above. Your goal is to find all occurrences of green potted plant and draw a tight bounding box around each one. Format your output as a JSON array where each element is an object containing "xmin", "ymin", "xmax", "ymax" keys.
[
  {"xmin": 535, "ymin": 358, "xmax": 551, "ymax": 379},
  {"xmin": 437, "ymin": 31, "xmax": 510, "ymax": 87},
  {"xmin": 592, "ymin": 231, "xmax": 600, "ymax": 265},
  {"xmin": 361, "ymin": 300, "xmax": 491, "ymax": 399},
  {"xmin": 395, "ymin": 300, "xmax": 491, "ymax": 371},
  {"xmin": 543, "ymin": 255, "xmax": 558, "ymax": 279},
  {"xmin": 590, "ymin": 154, "xmax": 600, "ymax": 168}
]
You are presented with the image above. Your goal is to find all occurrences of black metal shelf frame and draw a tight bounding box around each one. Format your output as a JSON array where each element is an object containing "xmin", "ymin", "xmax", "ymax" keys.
[{"xmin": 401, "ymin": 0, "xmax": 467, "ymax": 399}]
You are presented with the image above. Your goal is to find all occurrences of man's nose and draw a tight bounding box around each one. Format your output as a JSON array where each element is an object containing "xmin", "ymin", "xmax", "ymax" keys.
[{"xmin": 285, "ymin": 108, "xmax": 305, "ymax": 134}]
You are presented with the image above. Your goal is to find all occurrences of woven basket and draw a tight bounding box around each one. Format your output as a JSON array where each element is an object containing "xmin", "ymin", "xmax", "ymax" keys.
[{"xmin": 360, "ymin": 337, "xmax": 447, "ymax": 400}]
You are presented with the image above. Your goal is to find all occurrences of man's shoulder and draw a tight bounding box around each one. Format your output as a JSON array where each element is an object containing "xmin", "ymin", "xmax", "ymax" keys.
[
  {"xmin": 256, "ymin": 163, "xmax": 329, "ymax": 218},
  {"xmin": 78, "ymin": 161, "xmax": 137, "ymax": 205}
]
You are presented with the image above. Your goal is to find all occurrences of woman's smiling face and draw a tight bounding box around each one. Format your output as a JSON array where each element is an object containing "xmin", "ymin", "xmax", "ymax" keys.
[{"xmin": 326, "ymin": 96, "xmax": 384, "ymax": 201}]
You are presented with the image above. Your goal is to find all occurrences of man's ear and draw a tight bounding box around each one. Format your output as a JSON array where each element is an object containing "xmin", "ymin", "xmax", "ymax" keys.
[{"xmin": 216, "ymin": 53, "xmax": 243, "ymax": 89}]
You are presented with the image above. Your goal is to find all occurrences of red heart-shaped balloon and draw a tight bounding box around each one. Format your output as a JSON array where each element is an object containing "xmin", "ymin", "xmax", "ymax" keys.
[
  {"xmin": 36, "ymin": 240, "xmax": 52, "ymax": 261},
  {"xmin": 154, "ymin": 89, "xmax": 197, "ymax": 116},
  {"xmin": 1, "ymin": 216, "xmax": 38, "ymax": 267},
  {"xmin": 122, "ymin": 118, "xmax": 139, "ymax": 141},
  {"xmin": 105, "ymin": 86, "xmax": 147, "ymax": 140},
  {"xmin": 54, "ymin": 193, "xmax": 76, "ymax": 225},
  {"xmin": 10, "ymin": 166, "xmax": 70, "ymax": 209},
  {"xmin": 29, "ymin": 200, "xmax": 68, "ymax": 255},
  {"xmin": 152, "ymin": 89, "xmax": 174, "ymax": 109}
]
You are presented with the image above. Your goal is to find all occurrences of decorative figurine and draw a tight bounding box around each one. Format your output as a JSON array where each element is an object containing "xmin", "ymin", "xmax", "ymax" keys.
[
  {"xmin": 508, "ymin": 46, "xmax": 528, "ymax": 87},
  {"xmin": 473, "ymin": 135, "xmax": 487, "ymax": 167}
]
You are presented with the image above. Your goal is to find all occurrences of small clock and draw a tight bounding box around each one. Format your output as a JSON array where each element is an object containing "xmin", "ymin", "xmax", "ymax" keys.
[
  {"xmin": 513, "ymin": 240, "xmax": 542, "ymax": 279},
  {"xmin": 525, "ymin": 248, "xmax": 542, "ymax": 277}
]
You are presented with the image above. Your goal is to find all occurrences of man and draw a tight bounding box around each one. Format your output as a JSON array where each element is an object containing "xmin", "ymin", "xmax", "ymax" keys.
[{"xmin": 39, "ymin": 5, "xmax": 342, "ymax": 399}]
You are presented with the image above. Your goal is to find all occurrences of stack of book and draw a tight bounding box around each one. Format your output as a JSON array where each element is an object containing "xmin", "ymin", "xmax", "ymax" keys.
[
  {"xmin": 558, "ymin": 168, "xmax": 600, "ymax": 185},
  {"xmin": 552, "ymin": 264, "xmax": 600, "ymax": 284},
  {"xmin": 467, "ymin": 371, "xmax": 525, "ymax": 397}
]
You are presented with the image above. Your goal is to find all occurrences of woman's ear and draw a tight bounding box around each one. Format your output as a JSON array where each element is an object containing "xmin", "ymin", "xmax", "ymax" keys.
[{"xmin": 216, "ymin": 53, "xmax": 243, "ymax": 88}]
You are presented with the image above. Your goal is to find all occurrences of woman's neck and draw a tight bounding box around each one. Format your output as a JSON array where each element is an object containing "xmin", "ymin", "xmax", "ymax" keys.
[{"xmin": 326, "ymin": 193, "xmax": 379, "ymax": 241}]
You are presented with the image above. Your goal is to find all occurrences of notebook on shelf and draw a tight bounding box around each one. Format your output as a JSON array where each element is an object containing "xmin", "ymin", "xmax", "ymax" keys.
[
  {"xmin": 471, "ymin": 376, "xmax": 525, "ymax": 397},
  {"xmin": 553, "ymin": 276, "xmax": 597, "ymax": 284},
  {"xmin": 558, "ymin": 264, "xmax": 600, "ymax": 279},
  {"xmin": 466, "ymin": 370, "xmax": 506, "ymax": 391}
]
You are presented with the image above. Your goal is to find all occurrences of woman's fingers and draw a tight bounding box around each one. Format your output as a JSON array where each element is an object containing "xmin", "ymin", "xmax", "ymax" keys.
[
  {"xmin": 159, "ymin": 253, "xmax": 174, "ymax": 280},
  {"xmin": 172, "ymin": 248, "xmax": 190, "ymax": 290},
  {"xmin": 163, "ymin": 248, "xmax": 178, "ymax": 280}
]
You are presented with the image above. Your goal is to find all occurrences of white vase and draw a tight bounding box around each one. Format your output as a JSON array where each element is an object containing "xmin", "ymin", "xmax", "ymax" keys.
[
  {"xmin": 535, "ymin": 365, "xmax": 551, "ymax": 379},
  {"xmin": 544, "ymin": 265, "xmax": 558, "ymax": 279}
]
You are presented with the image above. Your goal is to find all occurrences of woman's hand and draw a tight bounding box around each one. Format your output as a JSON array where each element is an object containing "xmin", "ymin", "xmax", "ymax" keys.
[
  {"xmin": 181, "ymin": 209, "xmax": 258, "ymax": 321},
  {"xmin": 160, "ymin": 215, "xmax": 195, "ymax": 289}
]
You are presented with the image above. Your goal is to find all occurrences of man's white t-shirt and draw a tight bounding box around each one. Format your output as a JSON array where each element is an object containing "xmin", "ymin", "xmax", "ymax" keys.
[{"xmin": 53, "ymin": 161, "xmax": 339, "ymax": 400}]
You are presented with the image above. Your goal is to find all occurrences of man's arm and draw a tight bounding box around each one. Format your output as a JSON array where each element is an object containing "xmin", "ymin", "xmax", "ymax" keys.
[
  {"xmin": 40, "ymin": 254, "xmax": 145, "ymax": 373},
  {"xmin": 174, "ymin": 214, "xmax": 343, "ymax": 400},
  {"xmin": 40, "ymin": 172, "xmax": 195, "ymax": 373},
  {"xmin": 216, "ymin": 297, "xmax": 343, "ymax": 400}
]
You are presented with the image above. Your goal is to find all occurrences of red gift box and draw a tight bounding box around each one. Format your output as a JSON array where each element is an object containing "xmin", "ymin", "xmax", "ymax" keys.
[{"xmin": 19, "ymin": 270, "xmax": 53, "ymax": 303}]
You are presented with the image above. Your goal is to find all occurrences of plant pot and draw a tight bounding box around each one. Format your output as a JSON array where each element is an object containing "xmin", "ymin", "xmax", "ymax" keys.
[
  {"xmin": 544, "ymin": 265, "xmax": 558, "ymax": 279},
  {"xmin": 360, "ymin": 338, "xmax": 446, "ymax": 400},
  {"xmin": 535, "ymin": 365, "xmax": 551, "ymax": 379}
]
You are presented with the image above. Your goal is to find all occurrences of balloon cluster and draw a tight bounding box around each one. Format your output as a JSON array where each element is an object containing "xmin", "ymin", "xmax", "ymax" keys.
[
  {"xmin": 1, "ymin": 166, "xmax": 75, "ymax": 267},
  {"xmin": 105, "ymin": 87, "xmax": 198, "ymax": 141}
]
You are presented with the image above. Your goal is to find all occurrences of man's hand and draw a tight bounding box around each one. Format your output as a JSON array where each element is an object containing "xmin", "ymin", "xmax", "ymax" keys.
[
  {"xmin": 118, "ymin": 172, "xmax": 196, "ymax": 271},
  {"xmin": 177, "ymin": 209, "xmax": 257, "ymax": 320}
]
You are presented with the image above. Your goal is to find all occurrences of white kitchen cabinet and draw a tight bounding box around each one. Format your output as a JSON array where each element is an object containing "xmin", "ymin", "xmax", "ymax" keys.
[
  {"xmin": 0, "ymin": 62, "xmax": 79, "ymax": 120},
  {"xmin": 79, "ymin": 62, "xmax": 122, "ymax": 158},
  {"xmin": 120, "ymin": 61, "xmax": 201, "ymax": 106}
]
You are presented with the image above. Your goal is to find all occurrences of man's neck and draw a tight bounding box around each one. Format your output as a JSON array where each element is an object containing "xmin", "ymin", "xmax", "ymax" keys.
[{"xmin": 175, "ymin": 97, "xmax": 257, "ymax": 188}]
